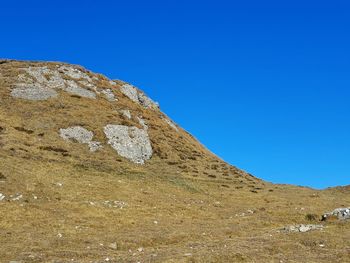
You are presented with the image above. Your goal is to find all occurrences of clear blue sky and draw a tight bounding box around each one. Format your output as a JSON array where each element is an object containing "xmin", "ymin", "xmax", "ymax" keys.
[{"xmin": 1, "ymin": 1, "xmax": 349, "ymax": 189}]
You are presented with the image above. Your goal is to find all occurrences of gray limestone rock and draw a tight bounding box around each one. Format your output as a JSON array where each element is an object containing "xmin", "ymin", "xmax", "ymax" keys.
[
  {"xmin": 120, "ymin": 84, "xmax": 138, "ymax": 103},
  {"xmin": 11, "ymin": 66, "xmax": 98, "ymax": 100},
  {"xmin": 137, "ymin": 116, "xmax": 148, "ymax": 130},
  {"xmin": 120, "ymin": 109, "xmax": 132, "ymax": 119},
  {"xmin": 58, "ymin": 65, "xmax": 92, "ymax": 81},
  {"xmin": 322, "ymin": 208, "xmax": 350, "ymax": 221},
  {"xmin": 63, "ymin": 80, "xmax": 96, "ymax": 99},
  {"xmin": 101, "ymin": 89, "xmax": 117, "ymax": 101},
  {"xmin": 11, "ymin": 85, "xmax": 58, "ymax": 100},
  {"xmin": 59, "ymin": 126, "xmax": 102, "ymax": 152},
  {"xmin": 121, "ymin": 84, "xmax": 159, "ymax": 109},
  {"xmin": 282, "ymin": 224, "xmax": 324, "ymax": 233},
  {"xmin": 104, "ymin": 124, "xmax": 152, "ymax": 164}
]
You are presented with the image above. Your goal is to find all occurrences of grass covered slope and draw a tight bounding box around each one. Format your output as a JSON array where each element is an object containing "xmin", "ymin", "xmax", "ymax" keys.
[{"xmin": 0, "ymin": 60, "xmax": 349, "ymax": 262}]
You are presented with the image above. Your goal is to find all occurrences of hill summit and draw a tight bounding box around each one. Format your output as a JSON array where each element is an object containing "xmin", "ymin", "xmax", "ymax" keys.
[{"xmin": 0, "ymin": 59, "xmax": 251, "ymax": 178}]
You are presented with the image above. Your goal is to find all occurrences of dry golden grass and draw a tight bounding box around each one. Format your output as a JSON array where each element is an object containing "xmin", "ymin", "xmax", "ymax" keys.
[{"xmin": 0, "ymin": 60, "xmax": 349, "ymax": 262}]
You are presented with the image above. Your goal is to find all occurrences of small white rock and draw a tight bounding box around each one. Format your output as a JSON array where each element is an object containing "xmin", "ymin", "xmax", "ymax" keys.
[
  {"xmin": 12, "ymin": 194, "xmax": 23, "ymax": 201},
  {"xmin": 108, "ymin": 242, "xmax": 118, "ymax": 250}
]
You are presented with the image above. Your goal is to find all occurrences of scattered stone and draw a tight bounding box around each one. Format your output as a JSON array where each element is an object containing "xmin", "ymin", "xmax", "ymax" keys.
[
  {"xmin": 120, "ymin": 109, "xmax": 132, "ymax": 119},
  {"xmin": 281, "ymin": 224, "xmax": 324, "ymax": 233},
  {"xmin": 86, "ymin": 200, "xmax": 127, "ymax": 209},
  {"xmin": 88, "ymin": 141, "xmax": 103, "ymax": 152},
  {"xmin": 137, "ymin": 247, "xmax": 144, "ymax": 252},
  {"xmin": 11, "ymin": 193, "xmax": 23, "ymax": 201},
  {"xmin": 104, "ymin": 124, "xmax": 153, "ymax": 164},
  {"xmin": 121, "ymin": 84, "xmax": 159, "ymax": 109},
  {"xmin": 101, "ymin": 89, "xmax": 117, "ymax": 101},
  {"xmin": 163, "ymin": 118, "xmax": 178, "ymax": 131},
  {"xmin": 137, "ymin": 116, "xmax": 148, "ymax": 130},
  {"xmin": 322, "ymin": 207, "xmax": 350, "ymax": 221},
  {"xmin": 235, "ymin": 209, "xmax": 255, "ymax": 217},
  {"xmin": 0, "ymin": 193, "xmax": 5, "ymax": 201},
  {"xmin": 59, "ymin": 126, "xmax": 102, "ymax": 152},
  {"xmin": 102, "ymin": 200, "xmax": 128, "ymax": 209},
  {"xmin": 108, "ymin": 242, "xmax": 118, "ymax": 250}
]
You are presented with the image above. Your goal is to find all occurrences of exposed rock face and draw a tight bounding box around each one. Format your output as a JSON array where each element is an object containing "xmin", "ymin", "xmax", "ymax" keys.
[
  {"xmin": 59, "ymin": 126, "xmax": 102, "ymax": 152},
  {"xmin": 11, "ymin": 66, "xmax": 99, "ymax": 100},
  {"xmin": 281, "ymin": 224, "xmax": 324, "ymax": 233},
  {"xmin": 11, "ymin": 85, "xmax": 58, "ymax": 101},
  {"xmin": 104, "ymin": 124, "xmax": 152, "ymax": 164},
  {"xmin": 121, "ymin": 84, "xmax": 159, "ymax": 109},
  {"xmin": 101, "ymin": 89, "xmax": 117, "ymax": 101},
  {"xmin": 59, "ymin": 65, "xmax": 92, "ymax": 80},
  {"xmin": 322, "ymin": 208, "xmax": 350, "ymax": 221},
  {"xmin": 63, "ymin": 80, "xmax": 96, "ymax": 99}
]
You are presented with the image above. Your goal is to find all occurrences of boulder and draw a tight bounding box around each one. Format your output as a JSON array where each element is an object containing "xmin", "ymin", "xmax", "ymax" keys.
[
  {"xmin": 59, "ymin": 126, "xmax": 102, "ymax": 152},
  {"xmin": 104, "ymin": 124, "xmax": 152, "ymax": 164},
  {"xmin": 322, "ymin": 208, "xmax": 350, "ymax": 221},
  {"xmin": 121, "ymin": 84, "xmax": 159, "ymax": 109}
]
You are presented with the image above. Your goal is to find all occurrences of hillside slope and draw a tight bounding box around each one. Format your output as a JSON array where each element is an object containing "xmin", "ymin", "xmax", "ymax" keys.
[{"xmin": 0, "ymin": 60, "xmax": 349, "ymax": 262}]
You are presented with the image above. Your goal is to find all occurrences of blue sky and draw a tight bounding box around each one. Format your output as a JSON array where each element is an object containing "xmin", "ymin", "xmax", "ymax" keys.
[{"xmin": 1, "ymin": 0, "xmax": 349, "ymax": 189}]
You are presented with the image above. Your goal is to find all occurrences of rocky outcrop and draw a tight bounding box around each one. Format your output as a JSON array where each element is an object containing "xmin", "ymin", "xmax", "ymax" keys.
[
  {"xmin": 59, "ymin": 126, "xmax": 102, "ymax": 152},
  {"xmin": 322, "ymin": 208, "xmax": 350, "ymax": 221},
  {"xmin": 101, "ymin": 89, "xmax": 117, "ymax": 101},
  {"xmin": 11, "ymin": 85, "xmax": 58, "ymax": 101},
  {"xmin": 10, "ymin": 65, "xmax": 116, "ymax": 100},
  {"xmin": 281, "ymin": 224, "xmax": 324, "ymax": 233},
  {"xmin": 104, "ymin": 124, "xmax": 152, "ymax": 164},
  {"xmin": 5, "ymin": 62, "xmax": 177, "ymax": 165},
  {"xmin": 121, "ymin": 84, "xmax": 159, "ymax": 109}
]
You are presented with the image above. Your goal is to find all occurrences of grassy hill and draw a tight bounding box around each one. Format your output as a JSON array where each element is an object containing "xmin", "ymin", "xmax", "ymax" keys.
[{"xmin": 0, "ymin": 60, "xmax": 349, "ymax": 262}]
